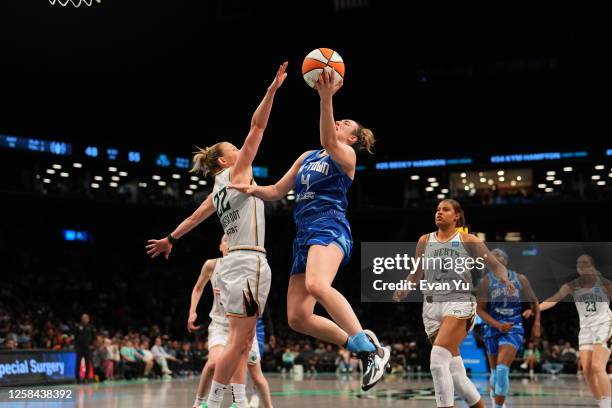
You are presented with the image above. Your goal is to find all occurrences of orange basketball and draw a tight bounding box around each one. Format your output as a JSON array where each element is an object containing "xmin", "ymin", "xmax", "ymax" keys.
[{"xmin": 301, "ymin": 48, "xmax": 345, "ymax": 88}]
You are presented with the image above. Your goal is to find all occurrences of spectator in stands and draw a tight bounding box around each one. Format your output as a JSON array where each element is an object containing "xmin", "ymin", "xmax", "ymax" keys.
[
  {"xmin": 560, "ymin": 341, "xmax": 578, "ymax": 373},
  {"xmin": 151, "ymin": 336, "xmax": 174, "ymax": 378},
  {"xmin": 74, "ymin": 314, "xmax": 95, "ymax": 384},
  {"xmin": 336, "ymin": 348, "xmax": 352, "ymax": 374},
  {"xmin": 542, "ymin": 345, "xmax": 564, "ymax": 376},
  {"xmin": 282, "ymin": 347, "xmax": 295, "ymax": 373},
  {"xmin": 176, "ymin": 342, "xmax": 195, "ymax": 376},
  {"xmin": 120, "ymin": 339, "xmax": 144, "ymax": 379},
  {"xmin": 137, "ymin": 339, "xmax": 154, "ymax": 378},
  {"xmin": 521, "ymin": 341, "xmax": 540, "ymax": 379},
  {"xmin": 3, "ymin": 338, "xmax": 17, "ymax": 350}
]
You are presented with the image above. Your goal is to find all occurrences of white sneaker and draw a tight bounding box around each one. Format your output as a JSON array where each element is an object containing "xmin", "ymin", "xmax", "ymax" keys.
[
  {"xmin": 363, "ymin": 329, "xmax": 392, "ymax": 375},
  {"xmin": 359, "ymin": 345, "xmax": 391, "ymax": 391}
]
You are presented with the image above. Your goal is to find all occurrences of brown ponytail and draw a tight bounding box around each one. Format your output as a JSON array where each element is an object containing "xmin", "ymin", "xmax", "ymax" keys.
[
  {"xmin": 351, "ymin": 122, "xmax": 376, "ymax": 154},
  {"xmin": 190, "ymin": 142, "xmax": 225, "ymax": 175}
]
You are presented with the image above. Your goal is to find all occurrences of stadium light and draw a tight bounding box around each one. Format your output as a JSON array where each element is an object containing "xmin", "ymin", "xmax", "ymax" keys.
[
  {"xmin": 158, "ymin": 181, "xmax": 167, "ymax": 186},
  {"xmin": 437, "ymin": 194, "xmax": 445, "ymax": 199},
  {"xmin": 138, "ymin": 182, "xmax": 147, "ymax": 188},
  {"xmin": 460, "ymin": 173, "xmax": 467, "ymax": 178},
  {"xmin": 73, "ymin": 162, "xmax": 83, "ymax": 168},
  {"xmin": 198, "ymin": 180, "xmax": 207, "ymax": 185},
  {"xmin": 538, "ymin": 184, "xmax": 546, "ymax": 189},
  {"xmin": 546, "ymin": 171, "xmax": 556, "ymax": 176},
  {"xmin": 563, "ymin": 167, "xmax": 573, "ymax": 172},
  {"xmin": 191, "ymin": 176, "xmax": 199, "ymax": 181},
  {"xmin": 516, "ymin": 176, "xmax": 522, "ymax": 181},
  {"xmin": 592, "ymin": 175, "xmax": 601, "ymax": 180},
  {"xmin": 60, "ymin": 172, "xmax": 69, "ymax": 178},
  {"xmin": 111, "ymin": 176, "xmax": 120, "ymax": 181},
  {"xmin": 152, "ymin": 175, "xmax": 161, "ymax": 180},
  {"xmin": 410, "ymin": 175, "xmax": 420, "ymax": 180},
  {"xmin": 43, "ymin": 178, "xmax": 51, "ymax": 184},
  {"xmin": 431, "ymin": 182, "xmax": 439, "ymax": 187},
  {"xmin": 499, "ymin": 177, "xmax": 505, "ymax": 182},
  {"xmin": 189, "ymin": 184, "xmax": 197, "ymax": 189},
  {"xmin": 172, "ymin": 174, "xmax": 181, "ymax": 179},
  {"xmin": 119, "ymin": 171, "xmax": 128, "ymax": 177},
  {"xmin": 595, "ymin": 165, "xmax": 604, "ymax": 170},
  {"xmin": 425, "ymin": 187, "xmax": 434, "ymax": 192},
  {"xmin": 427, "ymin": 177, "xmax": 436, "ymax": 182},
  {"xmin": 545, "ymin": 188, "xmax": 553, "ymax": 193},
  {"xmin": 185, "ymin": 190, "xmax": 194, "ymax": 195},
  {"xmin": 46, "ymin": 169, "xmax": 55, "ymax": 174},
  {"xmin": 94, "ymin": 176, "xmax": 103, "ymax": 181},
  {"xmin": 553, "ymin": 180, "xmax": 562, "ymax": 185},
  {"xmin": 108, "ymin": 167, "xmax": 117, "ymax": 172},
  {"xmin": 497, "ymin": 170, "xmax": 504, "ymax": 176},
  {"xmin": 110, "ymin": 182, "xmax": 118, "ymax": 187},
  {"xmin": 546, "ymin": 176, "xmax": 555, "ymax": 181},
  {"xmin": 52, "ymin": 164, "xmax": 62, "ymax": 169},
  {"xmin": 441, "ymin": 189, "xmax": 449, "ymax": 194},
  {"xmin": 597, "ymin": 181, "xmax": 606, "ymax": 186},
  {"xmin": 91, "ymin": 183, "xmax": 100, "ymax": 189},
  {"xmin": 479, "ymin": 178, "xmax": 486, "ymax": 183}
]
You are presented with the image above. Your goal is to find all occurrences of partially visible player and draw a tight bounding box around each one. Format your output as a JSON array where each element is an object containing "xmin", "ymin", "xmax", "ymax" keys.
[
  {"xmin": 537, "ymin": 254, "xmax": 612, "ymax": 408},
  {"xmin": 477, "ymin": 248, "xmax": 540, "ymax": 408},
  {"xmin": 394, "ymin": 199, "xmax": 515, "ymax": 408},
  {"xmin": 188, "ymin": 235, "xmax": 273, "ymax": 408}
]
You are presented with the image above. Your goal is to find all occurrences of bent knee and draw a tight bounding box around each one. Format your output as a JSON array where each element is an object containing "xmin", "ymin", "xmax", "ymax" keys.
[{"xmin": 304, "ymin": 279, "xmax": 330, "ymax": 300}]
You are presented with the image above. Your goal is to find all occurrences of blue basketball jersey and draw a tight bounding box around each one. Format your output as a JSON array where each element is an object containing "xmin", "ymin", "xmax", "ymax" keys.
[
  {"xmin": 483, "ymin": 270, "xmax": 524, "ymax": 338},
  {"xmin": 293, "ymin": 149, "xmax": 352, "ymax": 222}
]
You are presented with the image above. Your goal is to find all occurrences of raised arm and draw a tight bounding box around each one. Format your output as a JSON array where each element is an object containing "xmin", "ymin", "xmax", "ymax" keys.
[
  {"xmin": 229, "ymin": 150, "xmax": 311, "ymax": 201},
  {"xmin": 539, "ymin": 283, "xmax": 573, "ymax": 312},
  {"xmin": 232, "ymin": 62, "xmax": 288, "ymax": 185},
  {"xmin": 315, "ymin": 70, "xmax": 356, "ymax": 176},
  {"xmin": 146, "ymin": 194, "xmax": 215, "ymax": 259},
  {"xmin": 187, "ymin": 259, "xmax": 216, "ymax": 332}
]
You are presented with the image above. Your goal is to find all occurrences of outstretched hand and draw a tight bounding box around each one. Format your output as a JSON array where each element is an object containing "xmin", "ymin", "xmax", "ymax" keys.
[
  {"xmin": 314, "ymin": 68, "xmax": 343, "ymax": 99},
  {"xmin": 268, "ymin": 61, "xmax": 288, "ymax": 92},
  {"xmin": 146, "ymin": 237, "xmax": 173, "ymax": 259},
  {"xmin": 228, "ymin": 183, "xmax": 257, "ymax": 195}
]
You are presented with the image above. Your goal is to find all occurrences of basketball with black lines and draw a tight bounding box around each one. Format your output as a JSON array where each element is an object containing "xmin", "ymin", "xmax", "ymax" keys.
[{"xmin": 301, "ymin": 48, "xmax": 345, "ymax": 88}]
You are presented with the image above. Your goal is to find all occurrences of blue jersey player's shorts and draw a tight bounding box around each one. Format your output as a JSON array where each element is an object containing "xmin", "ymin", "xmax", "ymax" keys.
[
  {"xmin": 484, "ymin": 326, "xmax": 524, "ymax": 355},
  {"xmin": 290, "ymin": 210, "xmax": 353, "ymax": 276}
]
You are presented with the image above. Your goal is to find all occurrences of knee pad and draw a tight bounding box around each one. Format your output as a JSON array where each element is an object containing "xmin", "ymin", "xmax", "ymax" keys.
[
  {"xmin": 449, "ymin": 356, "xmax": 481, "ymax": 406},
  {"xmin": 495, "ymin": 364, "xmax": 510, "ymax": 397},
  {"xmin": 430, "ymin": 346, "xmax": 454, "ymax": 407}
]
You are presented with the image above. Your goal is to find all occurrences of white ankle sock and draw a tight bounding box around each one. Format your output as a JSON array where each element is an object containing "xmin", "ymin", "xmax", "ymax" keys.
[
  {"xmin": 231, "ymin": 383, "xmax": 248, "ymax": 408},
  {"xmin": 206, "ymin": 380, "xmax": 227, "ymax": 408}
]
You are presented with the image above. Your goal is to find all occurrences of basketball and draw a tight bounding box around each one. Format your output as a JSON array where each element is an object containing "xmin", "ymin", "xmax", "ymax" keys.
[{"xmin": 301, "ymin": 48, "xmax": 345, "ymax": 88}]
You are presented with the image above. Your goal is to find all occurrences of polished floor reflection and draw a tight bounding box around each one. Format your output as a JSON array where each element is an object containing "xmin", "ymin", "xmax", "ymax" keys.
[{"xmin": 0, "ymin": 373, "xmax": 599, "ymax": 407}]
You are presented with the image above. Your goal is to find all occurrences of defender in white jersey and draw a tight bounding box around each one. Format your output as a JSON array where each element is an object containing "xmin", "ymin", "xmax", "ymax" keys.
[
  {"xmin": 146, "ymin": 62, "xmax": 287, "ymax": 408},
  {"xmin": 394, "ymin": 199, "xmax": 514, "ymax": 408},
  {"xmin": 539, "ymin": 254, "xmax": 612, "ymax": 408},
  {"xmin": 187, "ymin": 235, "xmax": 273, "ymax": 408}
]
